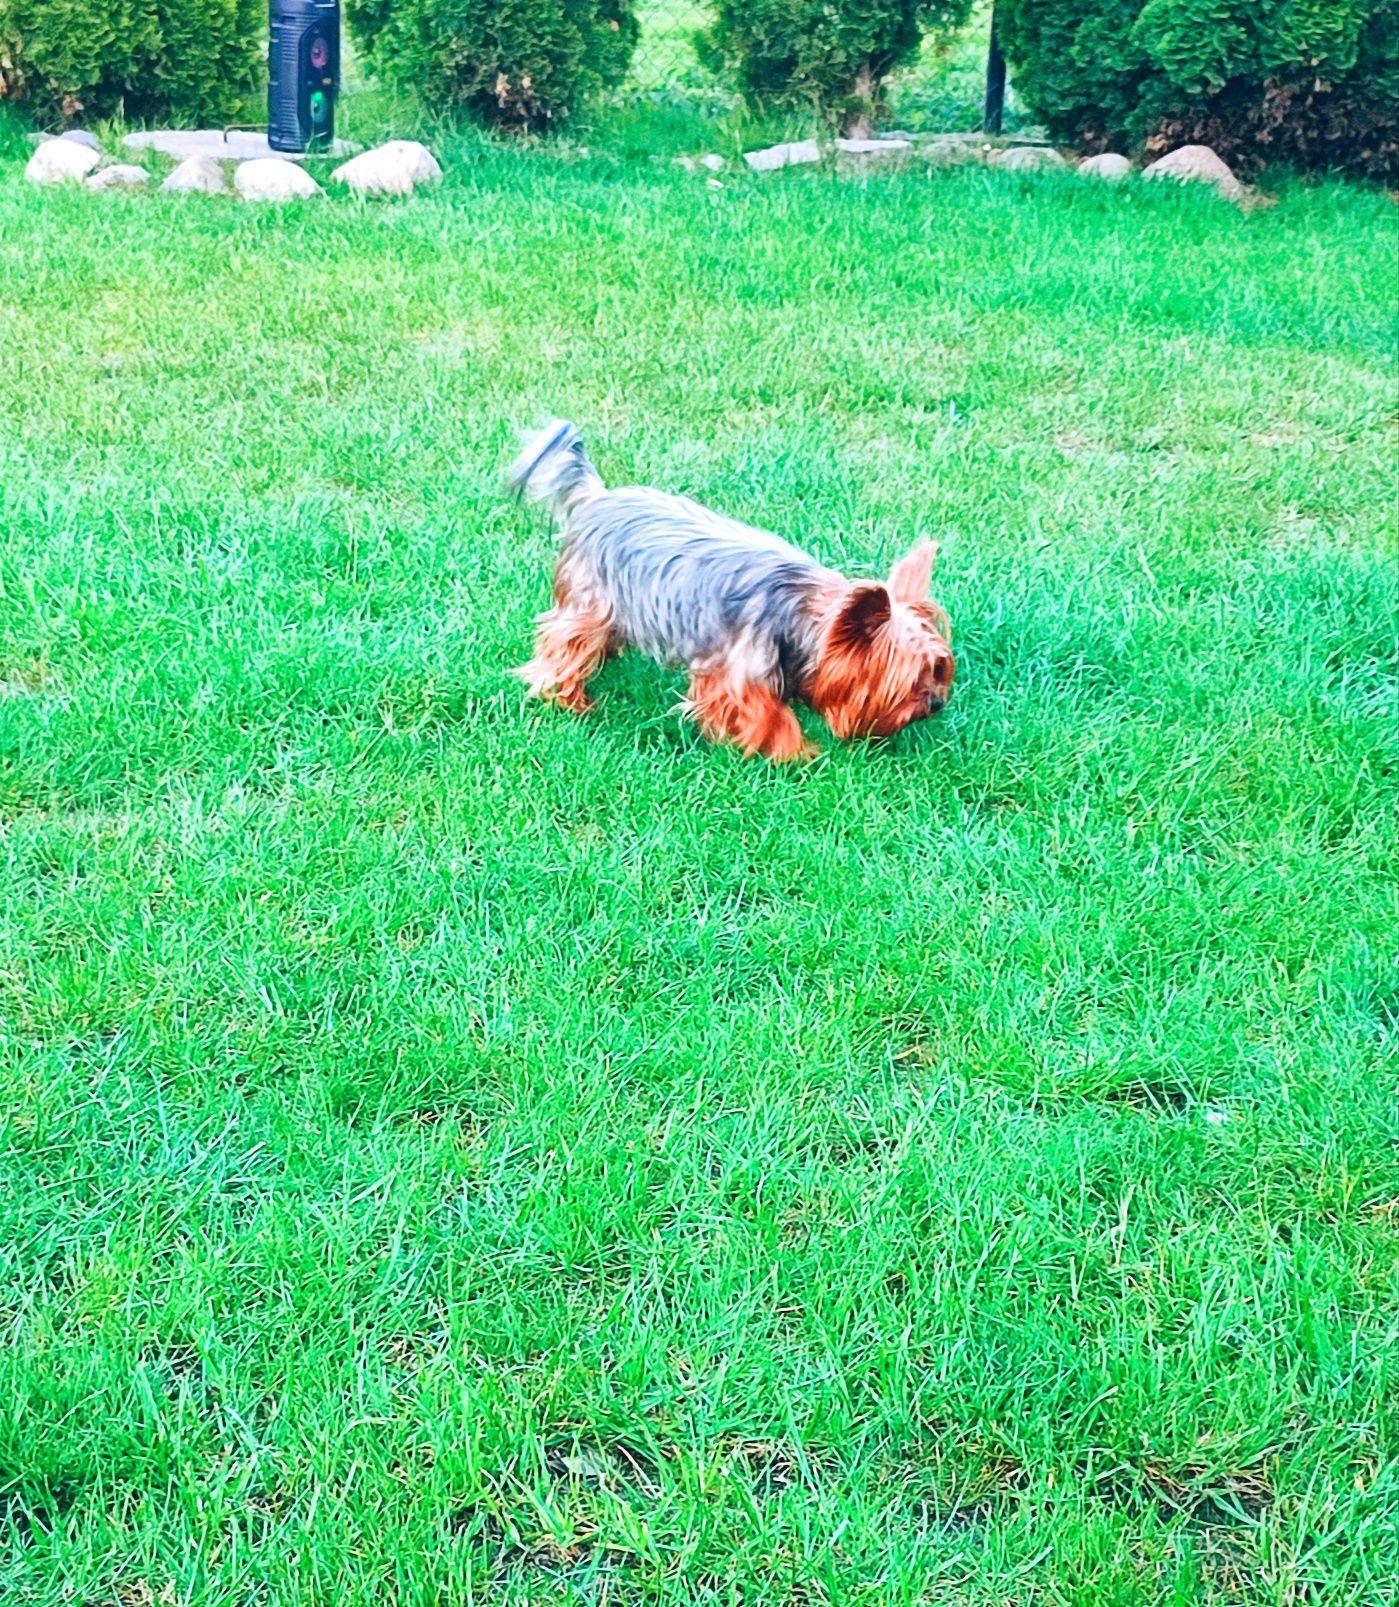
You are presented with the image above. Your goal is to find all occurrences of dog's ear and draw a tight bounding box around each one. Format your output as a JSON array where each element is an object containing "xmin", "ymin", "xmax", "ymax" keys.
[
  {"xmin": 829, "ymin": 584, "xmax": 892, "ymax": 651},
  {"xmin": 889, "ymin": 541, "xmax": 939, "ymax": 604}
]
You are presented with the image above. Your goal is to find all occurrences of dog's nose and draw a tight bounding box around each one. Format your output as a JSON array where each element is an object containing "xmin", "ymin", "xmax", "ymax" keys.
[{"xmin": 926, "ymin": 695, "xmax": 945, "ymax": 715}]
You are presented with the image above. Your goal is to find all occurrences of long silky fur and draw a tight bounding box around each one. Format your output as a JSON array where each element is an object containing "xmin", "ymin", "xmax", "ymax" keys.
[{"xmin": 513, "ymin": 420, "xmax": 955, "ymax": 757}]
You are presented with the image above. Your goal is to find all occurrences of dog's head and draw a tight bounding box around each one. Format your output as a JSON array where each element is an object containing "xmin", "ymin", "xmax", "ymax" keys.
[{"xmin": 806, "ymin": 542, "xmax": 955, "ymax": 741}]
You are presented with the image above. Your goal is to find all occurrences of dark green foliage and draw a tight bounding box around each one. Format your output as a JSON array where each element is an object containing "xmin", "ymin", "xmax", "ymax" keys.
[
  {"xmin": 698, "ymin": 0, "xmax": 975, "ymax": 130},
  {"xmin": 346, "ymin": 0, "xmax": 638, "ymax": 128},
  {"xmin": 996, "ymin": 0, "xmax": 1399, "ymax": 180},
  {"xmin": 0, "ymin": 0, "xmax": 262, "ymax": 125}
]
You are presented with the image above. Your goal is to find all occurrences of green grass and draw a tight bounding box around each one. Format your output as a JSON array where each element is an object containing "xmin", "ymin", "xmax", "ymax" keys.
[{"xmin": 1, "ymin": 108, "xmax": 1397, "ymax": 1607}]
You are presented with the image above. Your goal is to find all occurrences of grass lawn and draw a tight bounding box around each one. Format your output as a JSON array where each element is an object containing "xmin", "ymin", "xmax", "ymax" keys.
[{"xmin": 1, "ymin": 115, "xmax": 1397, "ymax": 1606}]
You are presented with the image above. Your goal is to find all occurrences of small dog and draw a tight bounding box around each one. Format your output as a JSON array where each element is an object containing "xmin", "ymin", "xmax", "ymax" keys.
[{"xmin": 510, "ymin": 421, "xmax": 955, "ymax": 760}]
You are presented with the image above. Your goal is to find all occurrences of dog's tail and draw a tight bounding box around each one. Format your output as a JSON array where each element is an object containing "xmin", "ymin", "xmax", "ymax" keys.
[{"xmin": 507, "ymin": 419, "xmax": 604, "ymax": 523}]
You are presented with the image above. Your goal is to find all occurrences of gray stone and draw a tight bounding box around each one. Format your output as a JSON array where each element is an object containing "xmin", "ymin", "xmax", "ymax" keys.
[
  {"xmin": 699, "ymin": 153, "xmax": 727, "ymax": 173},
  {"xmin": 673, "ymin": 156, "xmax": 697, "ymax": 173},
  {"xmin": 59, "ymin": 129, "xmax": 101, "ymax": 152},
  {"xmin": 915, "ymin": 139, "xmax": 986, "ymax": 169},
  {"xmin": 234, "ymin": 158, "xmax": 323, "ymax": 201},
  {"xmin": 85, "ymin": 164, "xmax": 151, "ymax": 191},
  {"xmin": 161, "ymin": 154, "xmax": 232, "ymax": 195},
  {"xmin": 835, "ymin": 138, "xmax": 910, "ymax": 170},
  {"xmin": 25, "ymin": 139, "xmax": 101, "ymax": 185},
  {"xmin": 1078, "ymin": 152, "xmax": 1131, "ymax": 181},
  {"xmin": 836, "ymin": 138, "xmax": 910, "ymax": 155},
  {"xmin": 744, "ymin": 139, "xmax": 821, "ymax": 173},
  {"xmin": 123, "ymin": 129, "xmax": 357, "ymax": 163},
  {"xmin": 988, "ymin": 144, "xmax": 1068, "ymax": 172},
  {"xmin": 1141, "ymin": 144, "xmax": 1245, "ymax": 200},
  {"xmin": 331, "ymin": 139, "xmax": 442, "ymax": 197}
]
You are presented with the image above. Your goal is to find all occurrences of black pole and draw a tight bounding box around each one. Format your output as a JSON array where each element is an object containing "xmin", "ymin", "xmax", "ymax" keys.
[{"xmin": 983, "ymin": 6, "xmax": 1006, "ymax": 135}]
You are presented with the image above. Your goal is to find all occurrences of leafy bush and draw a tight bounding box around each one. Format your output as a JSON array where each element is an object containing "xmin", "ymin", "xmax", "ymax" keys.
[
  {"xmin": 995, "ymin": 0, "xmax": 1399, "ymax": 180},
  {"xmin": 0, "ymin": 0, "xmax": 262, "ymax": 125},
  {"xmin": 346, "ymin": 0, "xmax": 638, "ymax": 128},
  {"xmin": 698, "ymin": 0, "xmax": 975, "ymax": 132}
]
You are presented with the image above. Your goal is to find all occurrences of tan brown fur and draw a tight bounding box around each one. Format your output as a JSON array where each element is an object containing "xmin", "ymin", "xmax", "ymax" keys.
[{"xmin": 511, "ymin": 421, "xmax": 955, "ymax": 760}]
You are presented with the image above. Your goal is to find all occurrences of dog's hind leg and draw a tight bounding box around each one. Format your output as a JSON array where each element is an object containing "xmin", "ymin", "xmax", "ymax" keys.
[{"xmin": 684, "ymin": 673, "xmax": 814, "ymax": 761}]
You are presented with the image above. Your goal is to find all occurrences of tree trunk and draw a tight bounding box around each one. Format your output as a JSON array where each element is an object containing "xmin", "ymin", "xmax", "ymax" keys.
[{"xmin": 846, "ymin": 59, "xmax": 876, "ymax": 138}]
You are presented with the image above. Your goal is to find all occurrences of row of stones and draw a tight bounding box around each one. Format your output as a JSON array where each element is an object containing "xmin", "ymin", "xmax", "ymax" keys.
[
  {"xmin": 24, "ymin": 135, "xmax": 443, "ymax": 199},
  {"xmin": 688, "ymin": 135, "xmax": 1248, "ymax": 199},
  {"xmin": 27, "ymin": 126, "xmax": 1250, "ymax": 204}
]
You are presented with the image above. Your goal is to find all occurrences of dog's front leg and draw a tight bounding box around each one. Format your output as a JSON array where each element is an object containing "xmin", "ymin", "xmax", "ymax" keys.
[
  {"xmin": 684, "ymin": 673, "xmax": 815, "ymax": 762},
  {"xmin": 518, "ymin": 604, "xmax": 614, "ymax": 714}
]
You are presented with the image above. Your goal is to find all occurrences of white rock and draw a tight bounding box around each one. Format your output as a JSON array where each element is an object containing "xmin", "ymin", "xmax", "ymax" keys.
[
  {"xmin": 331, "ymin": 140, "xmax": 442, "ymax": 197},
  {"xmin": 59, "ymin": 129, "xmax": 101, "ymax": 152},
  {"xmin": 25, "ymin": 139, "xmax": 101, "ymax": 185},
  {"xmin": 836, "ymin": 138, "xmax": 910, "ymax": 156},
  {"xmin": 836, "ymin": 138, "xmax": 911, "ymax": 167},
  {"xmin": 1078, "ymin": 152, "xmax": 1131, "ymax": 181},
  {"xmin": 235, "ymin": 158, "xmax": 323, "ymax": 201},
  {"xmin": 744, "ymin": 140, "xmax": 821, "ymax": 173},
  {"xmin": 674, "ymin": 156, "xmax": 697, "ymax": 172},
  {"xmin": 988, "ymin": 144, "xmax": 1068, "ymax": 172},
  {"xmin": 86, "ymin": 164, "xmax": 151, "ymax": 191},
  {"xmin": 124, "ymin": 130, "xmax": 356, "ymax": 161},
  {"xmin": 1141, "ymin": 144, "xmax": 1244, "ymax": 199},
  {"xmin": 161, "ymin": 154, "xmax": 232, "ymax": 195},
  {"xmin": 700, "ymin": 153, "xmax": 727, "ymax": 172}
]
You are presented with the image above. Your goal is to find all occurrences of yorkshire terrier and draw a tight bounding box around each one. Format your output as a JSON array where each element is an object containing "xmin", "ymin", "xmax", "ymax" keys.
[{"xmin": 510, "ymin": 421, "xmax": 955, "ymax": 760}]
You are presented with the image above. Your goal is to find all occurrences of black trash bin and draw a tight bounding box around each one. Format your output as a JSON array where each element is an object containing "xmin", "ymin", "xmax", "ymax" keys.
[{"xmin": 269, "ymin": 0, "xmax": 340, "ymax": 153}]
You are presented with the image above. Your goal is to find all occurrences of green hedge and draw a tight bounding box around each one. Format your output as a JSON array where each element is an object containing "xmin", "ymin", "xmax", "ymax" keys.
[
  {"xmin": 698, "ymin": 0, "xmax": 974, "ymax": 131},
  {"xmin": 346, "ymin": 0, "xmax": 638, "ymax": 128},
  {"xmin": 0, "ymin": 0, "xmax": 262, "ymax": 125},
  {"xmin": 995, "ymin": 0, "xmax": 1399, "ymax": 180}
]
